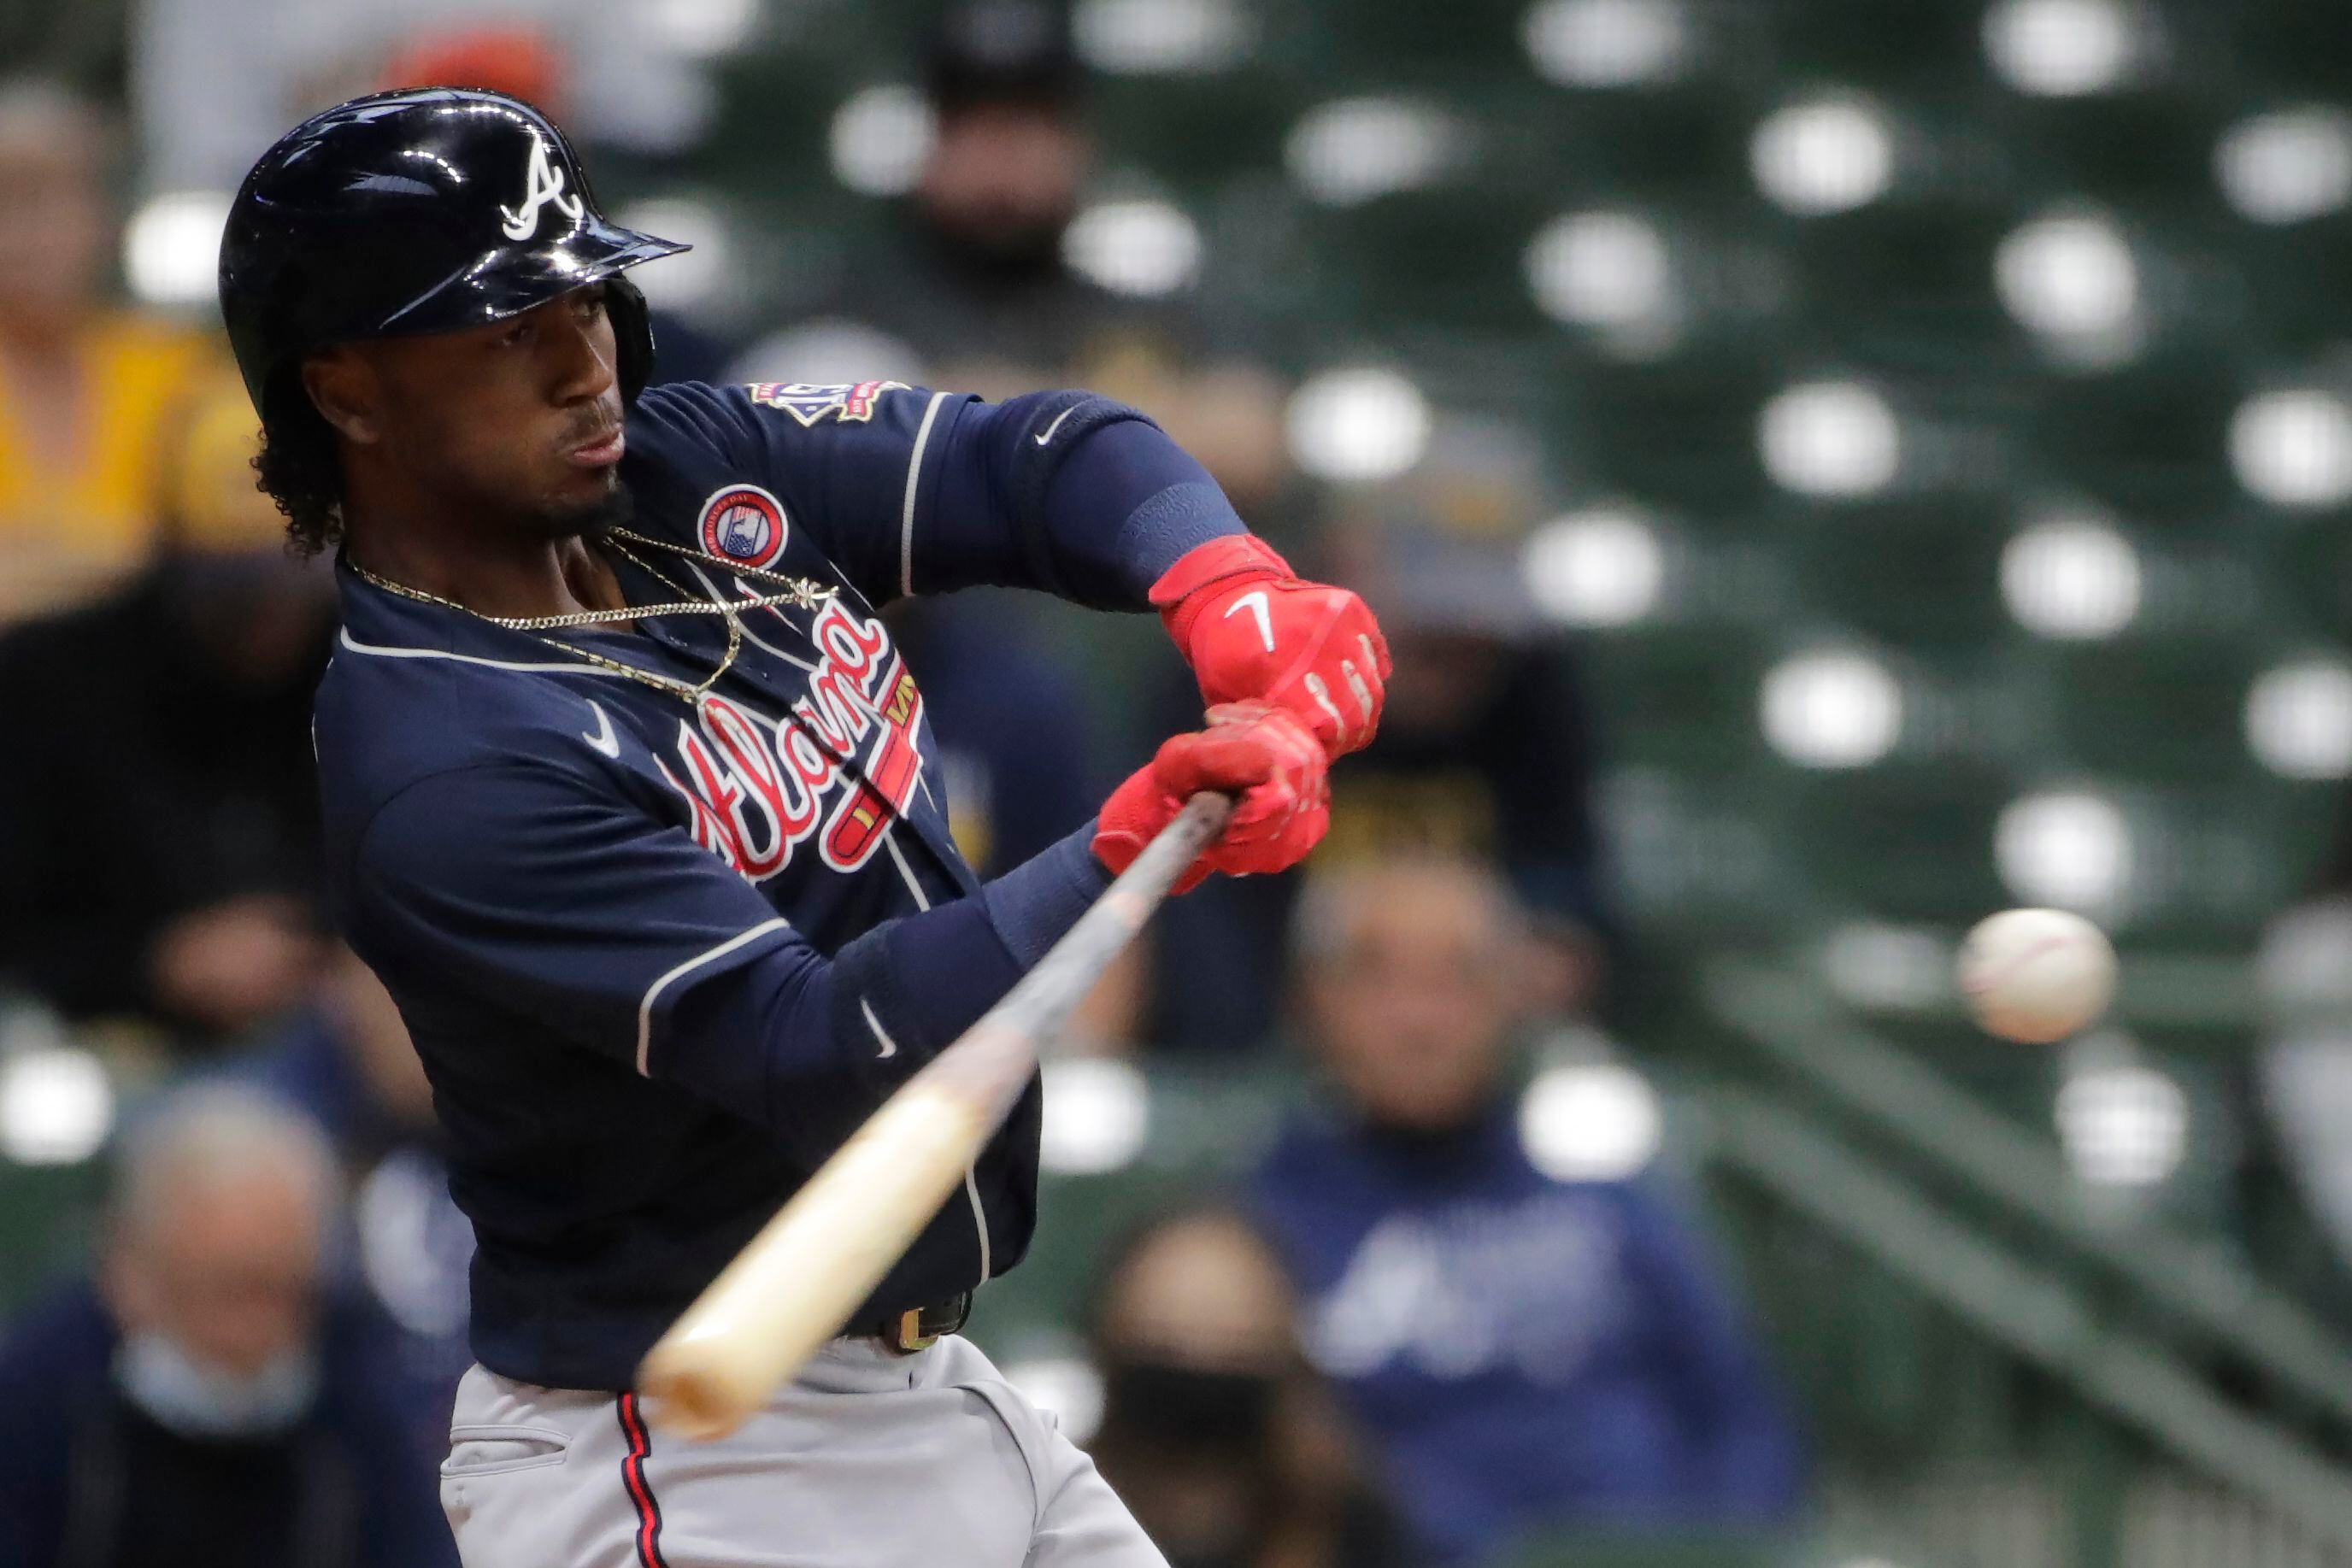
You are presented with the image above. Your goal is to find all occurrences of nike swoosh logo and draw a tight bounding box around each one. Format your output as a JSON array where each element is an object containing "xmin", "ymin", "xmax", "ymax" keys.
[
  {"xmin": 861, "ymin": 998, "xmax": 898, "ymax": 1060},
  {"xmin": 583, "ymin": 701, "xmax": 620, "ymax": 758},
  {"xmin": 1033, "ymin": 406, "xmax": 1078, "ymax": 446}
]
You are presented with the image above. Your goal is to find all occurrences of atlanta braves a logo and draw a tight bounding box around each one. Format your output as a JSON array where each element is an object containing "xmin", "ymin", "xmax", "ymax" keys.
[
  {"xmin": 498, "ymin": 133, "xmax": 585, "ymax": 241},
  {"xmin": 656, "ymin": 598, "xmax": 926, "ymax": 879},
  {"xmin": 697, "ymin": 484, "xmax": 788, "ymax": 569}
]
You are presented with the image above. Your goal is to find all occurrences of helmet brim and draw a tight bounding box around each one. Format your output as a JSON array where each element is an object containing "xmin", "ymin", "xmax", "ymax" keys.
[{"xmin": 375, "ymin": 218, "xmax": 690, "ymax": 337}]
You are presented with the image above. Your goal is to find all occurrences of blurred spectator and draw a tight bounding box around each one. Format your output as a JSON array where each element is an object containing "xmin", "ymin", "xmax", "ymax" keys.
[
  {"xmin": 0, "ymin": 81, "xmax": 221, "ymax": 627},
  {"xmin": 1250, "ymin": 859, "xmax": 1804, "ymax": 1565},
  {"xmin": 246, "ymin": 948, "xmax": 473, "ymax": 1417},
  {"xmin": 0, "ymin": 377, "xmax": 332, "ymax": 1046},
  {"xmin": 885, "ymin": 593, "xmax": 1155, "ymax": 1046},
  {"xmin": 0, "ymin": 1084, "xmax": 456, "ymax": 1568},
  {"xmin": 1087, "ymin": 1207, "xmax": 1415, "ymax": 1568},
  {"xmin": 731, "ymin": 0, "xmax": 1291, "ymax": 516},
  {"xmin": 2250, "ymin": 810, "xmax": 2352, "ymax": 1313},
  {"xmin": 130, "ymin": 1, "xmax": 713, "ymax": 195},
  {"xmin": 1154, "ymin": 496, "xmax": 1610, "ymax": 1052},
  {"xmin": 895, "ymin": 595, "xmax": 1102, "ymax": 879},
  {"xmin": 736, "ymin": 0, "xmax": 1305, "ymax": 1052}
]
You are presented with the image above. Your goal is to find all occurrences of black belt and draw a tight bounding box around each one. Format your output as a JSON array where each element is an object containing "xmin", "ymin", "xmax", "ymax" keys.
[{"xmin": 856, "ymin": 1292, "xmax": 972, "ymax": 1354}]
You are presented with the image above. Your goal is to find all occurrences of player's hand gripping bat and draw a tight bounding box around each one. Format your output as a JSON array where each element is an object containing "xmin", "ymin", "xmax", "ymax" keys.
[{"xmin": 637, "ymin": 791, "xmax": 1233, "ymax": 1439}]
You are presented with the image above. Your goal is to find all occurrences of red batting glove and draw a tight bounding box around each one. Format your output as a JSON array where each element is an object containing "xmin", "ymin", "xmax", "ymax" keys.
[
  {"xmin": 1092, "ymin": 702, "xmax": 1332, "ymax": 895},
  {"xmin": 1150, "ymin": 535, "xmax": 1392, "ymax": 759}
]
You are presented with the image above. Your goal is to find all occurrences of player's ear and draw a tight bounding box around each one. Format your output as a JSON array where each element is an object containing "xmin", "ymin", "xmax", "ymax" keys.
[{"xmin": 302, "ymin": 347, "xmax": 380, "ymax": 446}]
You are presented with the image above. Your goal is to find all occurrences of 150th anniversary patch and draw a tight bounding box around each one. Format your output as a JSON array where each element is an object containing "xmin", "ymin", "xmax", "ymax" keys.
[{"xmin": 745, "ymin": 379, "xmax": 909, "ymax": 427}]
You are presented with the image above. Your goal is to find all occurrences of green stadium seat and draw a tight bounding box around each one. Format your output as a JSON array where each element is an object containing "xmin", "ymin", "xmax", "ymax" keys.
[
  {"xmin": 1783, "ymin": 498, "xmax": 2014, "ymax": 651},
  {"xmin": 1996, "ymin": 95, "xmax": 2234, "ymax": 208},
  {"xmin": 1091, "ymin": 78, "xmax": 1299, "ymax": 193},
  {"xmin": 2221, "ymin": 3, "xmax": 2352, "ymax": 97},
  {"xmin": 0, "ymin": 1160, "xmax": 105, "ymax": 1324},
  {"xmin": 2040, "ymin": 637, "xmax": 2269, "ymax": 783},
  {"xmin": 1530, "ymin": 91, "xmax": 1767, "ymax": 201},
  {"xmin": 1775, "ymin": 760, "xmax": 2015, "ymax": 921},
  {"xmin": 2233, "ymin": 226, "xmax": 2352, "ymax": 357},
  {"xmin": 1550, "ymin": 355, "xmax": 1786, "ymax": 513},
  {"xmin": 1774, "ymin": 205, "xmax": 2027, "ymax": 373},
  {"xmin": 1579, "ymin": 626, "xmax": 1771, "ymax": 772},
  {"xmin": 1300, "ymin": 183, "xmax": 1555, "ymax": 335},
  {"xmin": 1497, "ymin": 1536, "xmax": 1803, "ymax": 1568},
  {"xmin": 1755, "ymin": 0, "xmax": 1990, "ymax": 85},
  {"xmin": 1597, "ymin": 764, "xmax": 1822, "ymax": 937},
  {"xmin": 1283, "ymin": 0, "xmax": 1547, "ymax": 78},
  {"xmin": 2020, "ymin": 359, "xmax": 2247, "ymax": 527}
]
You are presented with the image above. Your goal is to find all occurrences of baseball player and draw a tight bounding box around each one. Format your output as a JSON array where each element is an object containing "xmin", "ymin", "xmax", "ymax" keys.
[{"xmin": 215, "ymin": 89, "xmax": 1388, "ymax": 1567}]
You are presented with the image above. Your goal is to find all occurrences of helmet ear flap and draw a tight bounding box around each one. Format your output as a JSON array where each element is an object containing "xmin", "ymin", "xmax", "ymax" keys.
[{"xmin": 607, "ymin": 275, "xmax": 657, "ymax": 402}]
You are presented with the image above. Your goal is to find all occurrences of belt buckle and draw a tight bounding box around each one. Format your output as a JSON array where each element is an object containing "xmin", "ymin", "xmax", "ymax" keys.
[{"xmin": 887, "ymin": 1292, "xmax": 973, "ymax": 1354}]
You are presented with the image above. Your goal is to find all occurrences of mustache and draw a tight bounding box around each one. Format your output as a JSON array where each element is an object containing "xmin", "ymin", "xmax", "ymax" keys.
[{"xmin": 562, "ymin": 407, "xmax": 624, "ymax": 448}]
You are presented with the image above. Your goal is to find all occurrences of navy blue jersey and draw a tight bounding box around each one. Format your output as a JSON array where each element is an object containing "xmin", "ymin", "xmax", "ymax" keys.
[{"xmin": 316, "ymin": 379, "xmax": 1240, "ymax": 1390}]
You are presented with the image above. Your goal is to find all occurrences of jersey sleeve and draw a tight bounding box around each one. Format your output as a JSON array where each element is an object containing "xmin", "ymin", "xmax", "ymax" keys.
[
  {"xmin": 650, "ymin": 380, "xmax": 1247, "ymax": 611},
  {"xmin": 345, "ymin": 761, "xmax": 1109, "ymax": 1161}
]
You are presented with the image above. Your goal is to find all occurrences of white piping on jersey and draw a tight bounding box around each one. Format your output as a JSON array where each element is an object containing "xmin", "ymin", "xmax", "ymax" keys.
[
  {"xmin": 680, "ymin": 561, "xmax": 819, "ymax": 672},
  {"xmin": 859, "ymin": 998, "xmax": 899, "ymax": 1060},
  {"xmin": 635, "ymin": 917, "xmax": 791, "ymax": 1076},
  {"xmin": 899, "ymin": 391, "xmax": 950, "ymax": 599},
  {"xmin": 337, "ymin": 626, "xmax": 636, "ymax": 677},
  {"xmin": 963, "ymin": 1167, "xmax": 992, "ymax": 1283},
  {"xmin": 881, "ymin": 831, "xmax": 932, "ymax": 911}
]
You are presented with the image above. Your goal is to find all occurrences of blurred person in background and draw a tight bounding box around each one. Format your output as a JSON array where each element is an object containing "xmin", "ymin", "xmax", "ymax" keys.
[
  {"xmin": 732, "ymin": 0, "xmax": 1291, "ymax": 519},
  {"xmin": 131, "ymin": 0, "xmax": 713, "ymax": 196},
  {"xmin": 245, "ymin": 947, "xmax": 474, "ymax": 1425},
  {"xmin": 0, "ymin": 376, "xmax": 333, "ymax": 1048},
  {"xmin": 1250, "ymin": 858, "xmax": 1804, "ymax": 1565},
  {"xmin": 897, "ymin": 602, "xmax": 1104, "ymax": 882},
  {"xmin": 890, "ymin": 597, "xmax": 1161, "ymax": 1049},
  {"xmin": 1154, "ymin": 478, "xmax": 1610, "ymax": 1052},
  {"xmin": 0, "ymin": 80, "xmax": 222, "ymax": 627},
  {"xmin": 2247, "ymin": 802, "xmax": 2352, "ymax": 1318},
  {"xmin": 739, "ymin": 0, "xmax": 1304, "ymax": 1053},
  {"xmin": 1087, "ymin": 1206, "xmax": 1415, "ymax": 1568},
  {"xmin": 0, "ymin": 1084, "xmax": 456, "ymax": 1568}
]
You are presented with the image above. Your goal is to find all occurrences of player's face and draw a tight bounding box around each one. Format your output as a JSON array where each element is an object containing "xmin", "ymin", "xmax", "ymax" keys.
[{"xmin": 326, "ymin": 283, "xmax": 629, "ymax": 539}]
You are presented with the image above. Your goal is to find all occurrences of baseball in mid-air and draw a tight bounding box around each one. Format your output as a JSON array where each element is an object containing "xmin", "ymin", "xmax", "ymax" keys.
[{"xmin": 1955, "ymin": 907, "xmax": 2117, "ymax": 1043}]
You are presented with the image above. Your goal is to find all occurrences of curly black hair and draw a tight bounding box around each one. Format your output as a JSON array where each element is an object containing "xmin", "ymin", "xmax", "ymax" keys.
[{"xmin": 250, "ymin": 375, "xmax": 345, "ymax": 557}]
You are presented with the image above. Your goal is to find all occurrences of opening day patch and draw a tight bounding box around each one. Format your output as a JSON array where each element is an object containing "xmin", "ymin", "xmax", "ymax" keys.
[{"xmin": 697, "ymin": 484, "xmax": 789, "ymax": 569}]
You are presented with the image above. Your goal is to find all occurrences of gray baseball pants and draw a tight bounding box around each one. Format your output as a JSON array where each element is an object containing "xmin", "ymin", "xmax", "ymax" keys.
[{"xmin": 438, "ymin": 1336, "xmax": 1168, "ymax": 1567}]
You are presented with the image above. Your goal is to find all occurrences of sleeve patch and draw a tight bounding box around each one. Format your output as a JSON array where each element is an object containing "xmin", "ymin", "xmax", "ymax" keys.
[{"xmin": 746, "ymin": 379, "xmax": 910, "ymax": 427}]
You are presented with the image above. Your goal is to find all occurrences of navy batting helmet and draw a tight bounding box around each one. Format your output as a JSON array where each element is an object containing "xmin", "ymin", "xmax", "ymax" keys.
[{"xmin": 217, "ymin": 87, "xmax": 685, "ymax": 420}]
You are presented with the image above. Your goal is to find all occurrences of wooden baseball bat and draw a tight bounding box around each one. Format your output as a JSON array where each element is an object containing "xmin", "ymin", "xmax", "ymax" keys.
[{"xmin": 636, "ymin": 791, "xmax": 1234, "ymax": 1440}]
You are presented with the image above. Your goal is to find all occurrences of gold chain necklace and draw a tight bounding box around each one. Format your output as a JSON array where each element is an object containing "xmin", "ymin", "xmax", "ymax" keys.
[{"xmin": 349, "ymin": 526, "xmax": 836, "ymax": 706}]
